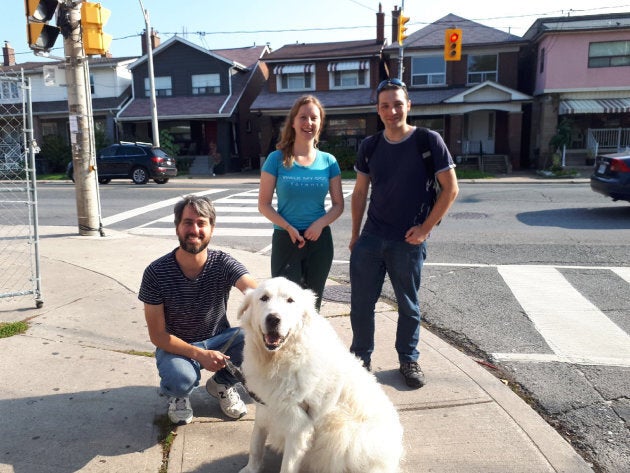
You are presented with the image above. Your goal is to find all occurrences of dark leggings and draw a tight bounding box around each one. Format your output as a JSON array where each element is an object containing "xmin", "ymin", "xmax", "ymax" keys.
[{"xmin": 270, "ymin": 226, "xmax": 333, "ymax": 311}]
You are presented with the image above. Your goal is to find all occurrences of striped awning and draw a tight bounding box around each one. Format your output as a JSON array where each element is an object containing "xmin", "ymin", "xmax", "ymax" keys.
[
  {"xmin": 273, "ymin": 64, "xmax": 314, "ymax": 75},
  {"xmin": 327, "ymin": 60, "xmax": 369, "ymax": 72},
  {"xmin": 559, "ymin": 98, "xmax": 630, "ymax": 115}
]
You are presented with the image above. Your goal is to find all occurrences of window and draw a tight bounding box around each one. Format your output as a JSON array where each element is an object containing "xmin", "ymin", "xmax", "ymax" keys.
[
  {"xmin": 331, "ymin": 70, "xmax": 367, "ymax": 88},
  {"xmin": 326, "ymin": 118, "xmax": 366, "ymax": 137},
  {"xmin": 274, "ymin": 64, "xmax": 314, "ymax": 92},
  {"xmin": 0, "ymin": 80, "xmax": 19, "ymax": 100},
  {"xmin": 467, "ymin": 55, "xmax": 497, "ymax": 84},
  {"xmin": 145, "ymin": 76, "xmax": 172, "ymax": 97},
  {"xmin": 411, "ymin": 117, "xmax": 445, "ymax": 138},
  {"xmin": 588, "ymin": 41, "xmax": 630, "ymax": 68},
  {"xmin": 192, "ymin": 73, "xmax": 220, "ymax": 94},
  {"xmin": 411, "ymin": 57, "xmax": 446, "ymax": 86},
  {"xmin": 328, "ymin": 61, "xmax": 369, "ymax": 89},
  {"xmin": 90, "ymin": 74, "xmax": 95, "ymax": 94},
  {"xmin": 539, "ymin": 48, "xmax": 545, "ymax": 74}
]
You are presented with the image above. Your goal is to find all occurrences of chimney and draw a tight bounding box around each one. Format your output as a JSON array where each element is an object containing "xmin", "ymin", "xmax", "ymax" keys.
[
  {"xmin": 392, "ymin": 6, "xmax": 400, "ymax": 45},
  {"xmin": 376, "ymin": 3, "xmax": 385, "ymax": 43},
  {"xmin": 141, "ymin": 28, "xmax": 161, "ymax": 56},
  {"xmin": 3, "ymin": 41, "xmax": 16, "ymax": 67}
]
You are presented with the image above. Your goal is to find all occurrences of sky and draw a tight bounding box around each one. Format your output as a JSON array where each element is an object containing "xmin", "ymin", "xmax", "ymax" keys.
[{"xmin": 6, "ymin": 0, "xmax": 630, "ymax": 62}]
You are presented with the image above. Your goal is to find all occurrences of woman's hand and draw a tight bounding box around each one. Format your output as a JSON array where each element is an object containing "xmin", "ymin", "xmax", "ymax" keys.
[
  {"xmin": 286, "ymin": 225, "xmax": 306, "ymax": 248},
  {"xmin": 303, "ymin": 221, "xmax": 324, "ymax": 242}
]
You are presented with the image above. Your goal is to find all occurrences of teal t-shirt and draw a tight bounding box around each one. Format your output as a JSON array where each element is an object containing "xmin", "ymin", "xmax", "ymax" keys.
[{"xmin": 262, "ymin": 149, "xmax": 341, "ymax": 231}]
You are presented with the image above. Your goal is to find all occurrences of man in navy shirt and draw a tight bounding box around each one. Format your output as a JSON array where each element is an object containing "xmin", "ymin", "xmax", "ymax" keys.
[
  {"xmin": 139, "ymin": 195, "xmax": 257, "ymax": 424},
  {"xmin": 349, "ymin": 79, "xmax": 459, "ymax": 388}
]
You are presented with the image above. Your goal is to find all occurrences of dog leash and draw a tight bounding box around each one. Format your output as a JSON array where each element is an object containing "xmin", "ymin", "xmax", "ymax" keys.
[{"xmin": 218, "ymin": 328, "xmax": 265, "ymax": 405}]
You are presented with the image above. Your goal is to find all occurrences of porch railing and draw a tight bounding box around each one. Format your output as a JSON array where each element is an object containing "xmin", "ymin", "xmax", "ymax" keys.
[{"xmin": 587, "ymin": 128, "xmax": 630, "ymax": 156}]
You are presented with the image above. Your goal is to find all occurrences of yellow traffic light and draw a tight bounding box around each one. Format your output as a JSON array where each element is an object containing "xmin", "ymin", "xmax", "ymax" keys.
[
  {"xmin": 444, "ymin": 28, "xmax": 462, "ymax": 61},
  {"xmin": 80, "ymin": 2, "xmax": 112, "ymax": 56},
  {"xmin": 398, "ymin": 13, "xmax": 410, "ymax": 46},
  {"xmin": 24, "ymin": 0, "xmax": 60, "ymax": 51}
]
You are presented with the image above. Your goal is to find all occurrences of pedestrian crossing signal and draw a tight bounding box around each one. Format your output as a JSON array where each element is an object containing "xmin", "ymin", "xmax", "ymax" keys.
[
  {"xmin": 80, "ymin": 2, "xmax": 112, "ymax": 56},
  {"xmin": 24, "ymin": 0, "xmax": 60, "ymax": 52}
]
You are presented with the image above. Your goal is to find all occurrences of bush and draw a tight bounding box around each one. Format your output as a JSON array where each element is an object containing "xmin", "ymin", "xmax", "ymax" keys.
[
  {"xmin": 39, "ymin": 135, "xmax": 71, "ymax": 173},
  {"xmin": 321, "ymin": 138, "xmax": 356, "ymax": 171}
]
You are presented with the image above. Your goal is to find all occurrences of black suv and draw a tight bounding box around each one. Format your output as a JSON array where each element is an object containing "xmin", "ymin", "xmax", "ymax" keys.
[{"xmin": 67, "ymin": 142, "xmax": 177, "ymax": 184}]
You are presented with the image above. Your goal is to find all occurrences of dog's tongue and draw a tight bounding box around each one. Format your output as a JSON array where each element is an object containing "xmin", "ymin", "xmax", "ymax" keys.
[{"xmin": 264, "ymin": 333, "xmax": 283, "ymax": 347}]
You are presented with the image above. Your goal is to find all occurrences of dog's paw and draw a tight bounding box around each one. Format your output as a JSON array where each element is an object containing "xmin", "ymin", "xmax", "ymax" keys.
[{"xmin": 238, "ymin": 466, "xmax": 260, "ymax": 473}]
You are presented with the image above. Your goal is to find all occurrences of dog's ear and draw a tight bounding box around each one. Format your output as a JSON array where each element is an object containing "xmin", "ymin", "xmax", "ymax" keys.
[
  {"xmin": 237, "ymin": 288, "xmax": 254, "ymax": 322},
  {"xmin": 301, "ymin": 286, "xmax": 318, "ymax": 325}
]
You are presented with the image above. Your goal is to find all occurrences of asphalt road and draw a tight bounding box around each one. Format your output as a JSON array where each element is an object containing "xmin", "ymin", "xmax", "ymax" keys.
[{"xmin": 28, "ymin": 178, "xmax": 630, "ymax": 472}]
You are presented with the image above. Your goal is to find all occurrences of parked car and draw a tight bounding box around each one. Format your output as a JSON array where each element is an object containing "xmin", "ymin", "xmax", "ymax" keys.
[
  {"xmin": 590, "ymin": 151, "xmax": 630, "ymax": 203},
  {"xmin": 66, "ymin": 142, "xmax": 177, "ymax": 185}
]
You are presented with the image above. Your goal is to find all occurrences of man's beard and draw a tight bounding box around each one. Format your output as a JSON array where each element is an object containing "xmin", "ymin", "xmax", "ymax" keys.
[{"xmin": 178, "ymin": 234, "xmax": 210, "ymax": 254}]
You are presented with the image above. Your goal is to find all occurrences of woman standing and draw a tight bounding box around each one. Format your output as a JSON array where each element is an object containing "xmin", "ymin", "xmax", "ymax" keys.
[{"xmin": 258, "ymin": 95, "xmax": 344, "ymax": 310}]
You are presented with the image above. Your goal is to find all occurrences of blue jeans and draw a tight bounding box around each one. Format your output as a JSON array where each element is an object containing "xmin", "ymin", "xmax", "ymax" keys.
[
  {"xmin": 154, "ymin": 327, "xmax": 243, "ymax": 398},
  {"xmin": 349, "ymin": 232, "xmax": 427, "ymax": 365}
]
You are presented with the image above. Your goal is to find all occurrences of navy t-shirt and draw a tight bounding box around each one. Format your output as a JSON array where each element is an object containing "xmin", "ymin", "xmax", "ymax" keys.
[
  {"xmin": 355, "ymin": 127, "xmax": 454, "ymax": 240},
  {"xmin": 138, "ymin": 248, "xmax": 248, "ymax": 343}
]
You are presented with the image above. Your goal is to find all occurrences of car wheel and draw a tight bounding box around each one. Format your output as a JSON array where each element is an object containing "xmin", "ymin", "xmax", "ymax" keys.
[
  {"xmin": 98, "ymin": 178, "xmax": 111, "ymax": 184},
  {"xmin": 131, "ymin": 166, "xmax": 149, "ymax": 184},
  {"xmin": 154, "ymin": 178, "xmax": 169, "ymax": 184}
]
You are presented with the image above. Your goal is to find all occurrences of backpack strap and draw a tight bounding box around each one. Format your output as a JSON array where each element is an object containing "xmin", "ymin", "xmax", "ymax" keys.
[{"xmin": 360, "ymin": 131, "xmax": 382, "ymax": 164}]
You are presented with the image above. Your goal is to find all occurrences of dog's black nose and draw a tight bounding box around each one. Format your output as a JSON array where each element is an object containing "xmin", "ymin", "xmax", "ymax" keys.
[{"xmin": 266, "ymin": 313, "xmax": 281, "ymax": 329}]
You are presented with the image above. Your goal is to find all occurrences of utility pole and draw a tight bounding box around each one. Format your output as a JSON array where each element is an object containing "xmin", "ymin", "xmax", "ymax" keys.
[
  {"xmin": 60, "ymin": 1, "xmax": 101, "ymax": 236},
  {"xmin": 139, "ymin": 0, "xmax": 159, "ymax": 147}
]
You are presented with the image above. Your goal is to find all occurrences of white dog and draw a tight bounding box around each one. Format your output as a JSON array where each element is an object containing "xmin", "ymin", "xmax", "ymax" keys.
[{"xmin": 237, "ymin": 277, "xmax": 403, "ymax": 473}]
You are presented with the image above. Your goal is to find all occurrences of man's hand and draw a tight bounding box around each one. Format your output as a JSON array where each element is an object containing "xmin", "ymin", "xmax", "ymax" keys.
[
  {"xmin": 404, "ymin": 224, "xmax": 430, "ymax": 245},
  {"xmin": 195, "ymin": 349, "xmax": 231, "ymax": 372}
]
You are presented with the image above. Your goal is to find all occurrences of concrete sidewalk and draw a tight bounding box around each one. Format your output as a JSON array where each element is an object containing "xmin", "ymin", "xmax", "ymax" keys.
[{"xmin": 0, "ymin": 222, "xmax": 594, "ymax": 473}]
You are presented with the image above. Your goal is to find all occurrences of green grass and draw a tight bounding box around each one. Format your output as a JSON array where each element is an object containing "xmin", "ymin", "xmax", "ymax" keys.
[
  {"xmin": 456, "ymin": 168, "xmax": 494, "ymax": 179},
  {"xmin": 36, "ymin": 173, "xmax": 67, "ymax": 180},
  {"xmin": 154, "ymin": 414, "xmax": 178, "ymax": 473},
  {"xmin": 0, "ymin": 321, "xmax": 29, "ymax": 338}
]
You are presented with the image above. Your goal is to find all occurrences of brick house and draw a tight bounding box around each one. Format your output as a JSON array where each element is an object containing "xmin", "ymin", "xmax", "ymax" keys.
[
  {"xmin": 386, "ymin": 12, "xmax": 531, "ymax": 172},
  {"xmin": 251, "ymin": 4, "xmax": 390, "ymax": 167}
]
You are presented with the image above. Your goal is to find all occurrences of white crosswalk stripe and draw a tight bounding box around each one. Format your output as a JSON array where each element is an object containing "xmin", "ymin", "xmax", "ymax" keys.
[
  {"xmin": 494, "ymin": 265, "xmax": 630, "ymax": 367},
  {"xmin": 127, "ymin": 187, "xmax": 354, "ymax": 239}
]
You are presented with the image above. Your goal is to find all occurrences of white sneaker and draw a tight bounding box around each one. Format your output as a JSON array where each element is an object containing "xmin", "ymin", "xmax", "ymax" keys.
[
  {"xmin": 206, "ymin": 376, "xmax": 247, "ymax": 419},
  {"xmin": 167, "ymin": 396, "xmax": 193, "ymax": 425}
]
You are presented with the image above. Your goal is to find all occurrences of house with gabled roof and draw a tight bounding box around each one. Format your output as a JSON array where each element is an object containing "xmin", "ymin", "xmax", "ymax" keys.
[
  {"xmin": 386, "ymin": 12, "xmax": 531, "ymax": 171},
  {"xmin": 251, "ymin": 5, "xmax": 389, "ymax": 160},
  {"xmin": 117, "ymin": 35, "xmax": 269, "ymax": 172},
  {"xmin": 521, "ymin": 13, "xmax": 630, "ymax": 168}
]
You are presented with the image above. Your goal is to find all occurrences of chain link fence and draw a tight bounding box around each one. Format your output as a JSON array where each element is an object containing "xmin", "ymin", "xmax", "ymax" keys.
[{"xmin": 0, "ymin": 69, "xmax": 43, "ymax": 308}]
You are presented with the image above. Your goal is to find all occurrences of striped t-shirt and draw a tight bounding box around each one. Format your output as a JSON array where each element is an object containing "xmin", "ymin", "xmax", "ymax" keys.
[{"xmin": 138, "ymin": 248, "xmax": 249, "ymax": 343}]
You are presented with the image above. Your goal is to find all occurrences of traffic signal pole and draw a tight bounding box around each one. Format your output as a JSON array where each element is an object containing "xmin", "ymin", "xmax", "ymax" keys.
[
  {"xmin": 398, "ymin": 0, "xmax": 409, "ymax": 82},
  {"xmin": 60, "ymin": 1, "xmax": 102, "ymax": 236}
]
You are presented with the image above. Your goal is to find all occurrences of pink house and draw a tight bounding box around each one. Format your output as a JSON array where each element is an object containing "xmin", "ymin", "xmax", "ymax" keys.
[{"xmin": 523, "ymin": 14, "xmax": 630, "ymax": 168}]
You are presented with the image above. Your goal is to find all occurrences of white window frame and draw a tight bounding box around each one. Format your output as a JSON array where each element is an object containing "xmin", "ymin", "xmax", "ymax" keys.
[
  {"xmin": 467, "ymin": 54, "xmax": 498, "ymax": 84},
  {"xmin": 0, "ymin": 80, "xmax": 20, "ymax": 100},
  {"xmin": 275, "ymin": 64, "xmax": 315, "ymax": 92},
  {"xmin": 327, "ymin": 61, "xmax": 369, "ymax": 90},
  {"xmin": 145, "ymin": 76, "xmax": 172, "ymax": 97},
  {"xmin": 410, "ymin": 56, "xmax": 446, "ymax": 87},
  {"xmin": 192, "ymin": 73, "xmax": 220, "ymax": 94}
]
